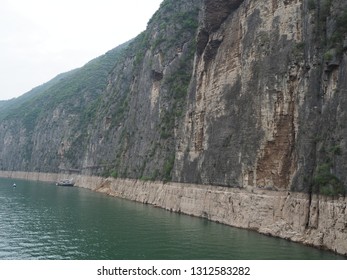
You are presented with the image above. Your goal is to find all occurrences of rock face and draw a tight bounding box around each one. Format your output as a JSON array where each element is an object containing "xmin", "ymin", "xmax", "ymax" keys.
[
  {"xmin": 176, "ymin": 0, "xmax": 347, "ymax": 196},
  {"xmin": 0, "ymin": 0, "xmax": 347, "ymax": 254}
]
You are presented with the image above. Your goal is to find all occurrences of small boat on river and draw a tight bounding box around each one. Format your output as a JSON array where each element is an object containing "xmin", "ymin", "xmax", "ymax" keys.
[{"xmin": 56, "ymin": 179, "xmax": 74, "ymax": 186}]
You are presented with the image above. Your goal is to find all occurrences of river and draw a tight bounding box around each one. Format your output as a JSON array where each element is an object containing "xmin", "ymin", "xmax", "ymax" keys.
[{"xmin": 0, "ymin": 178, "xmax": 344, "ymax": 260}]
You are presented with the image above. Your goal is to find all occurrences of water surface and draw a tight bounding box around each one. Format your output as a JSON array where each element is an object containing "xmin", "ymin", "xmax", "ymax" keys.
[{"xmin": 0, "ymin": 178, "xmax": 344, "ymax": 260}]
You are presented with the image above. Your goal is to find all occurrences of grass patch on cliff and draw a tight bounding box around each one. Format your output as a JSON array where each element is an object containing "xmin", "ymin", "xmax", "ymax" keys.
[
  {"xmin": 159, "ymin": 40, "xmax": 195, "ymax": 139},
  {"xmin": 313, "ymin": 163, "xmax": 345, "ymax": 196},
  {"xmin": 313, "ymin": 156, "xmax": 346, "ymax": 196},
  {"xmin": 148, "ymin": 1, "xmax": 199, "ymax": 54},
  {"xmin": 316, "ymin": 3, "xmax": 347, "ymax": 58},
  {"xmin": 163, "ymin": 154, "xmax": 175, "ymax": 182},
  {"xmin": 312, "ymin": 143, "xmax": 345, "ymax": 196}
]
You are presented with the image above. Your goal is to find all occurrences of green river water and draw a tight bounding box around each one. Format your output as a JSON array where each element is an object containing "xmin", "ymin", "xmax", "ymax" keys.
[{"xmin": 0, "ymin": 178, "xmax": 345, "ymax": 260}]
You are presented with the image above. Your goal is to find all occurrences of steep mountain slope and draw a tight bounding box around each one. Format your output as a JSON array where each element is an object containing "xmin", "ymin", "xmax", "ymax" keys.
[
  {"xmin": 0, "ymin": 42, "xmax": 129, "ymax": 172},
  {"xmin": 0, "ymin": 0, "xmax": 200, "ymax": 180},
  {"xmin": 1, "ymin": 0, "xmax": 347, "ymax": 197},
  {"xmin": 0, "ymin": 70, "xmax": 74, "ymax": 114}
]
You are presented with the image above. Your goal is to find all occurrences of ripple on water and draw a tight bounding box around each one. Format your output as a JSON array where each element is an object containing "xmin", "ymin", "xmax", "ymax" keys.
[{"xmin": 0, "ymin": 179, "xmax": 346, "ymax": 260}]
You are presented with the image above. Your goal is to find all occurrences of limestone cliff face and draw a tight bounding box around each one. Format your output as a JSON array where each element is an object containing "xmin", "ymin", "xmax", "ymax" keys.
[
  {"xmin": 76, "ymin": 0, "xmax": 200, "ymax": 180},
  {"xmin": 1, "ymin": 0, "xmax": 347, "ymax": 255},
  {"xmin": 1, "ymin": 0, "xmax": 347, "ymax": 195},
  {"xmin": 175, "ymin": 0, "xmax": 347, "ymax": 197},
  {"xmin": 0, "ymin": 0, "xmax": 200, "ymax": 180}
]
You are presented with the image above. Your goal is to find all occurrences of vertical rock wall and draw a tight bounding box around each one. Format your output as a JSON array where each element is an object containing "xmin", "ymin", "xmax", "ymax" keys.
[
  {"xmin": 1, "ymin": 0, "xmax": 347, "ymax": 255},
  {"xmin": 174, "ymin": 0, "xmax": 347, "ymax": 197}
]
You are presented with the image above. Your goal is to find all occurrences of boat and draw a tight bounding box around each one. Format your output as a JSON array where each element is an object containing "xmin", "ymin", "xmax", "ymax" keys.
[{"xmin": 56, "ymin": 179, "xmax": 74, "ymax": 186}]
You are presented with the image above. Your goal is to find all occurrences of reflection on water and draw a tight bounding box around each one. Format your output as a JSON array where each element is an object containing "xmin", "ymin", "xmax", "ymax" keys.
[{"xmin": 0, "ymin": 178, "xmax": 345, "ymax": 260}]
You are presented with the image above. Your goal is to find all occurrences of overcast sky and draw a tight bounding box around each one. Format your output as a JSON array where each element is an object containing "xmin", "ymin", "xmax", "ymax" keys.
[{"xmin": 0, "ymin": 0, "xmax": 163, "ymax": 101}]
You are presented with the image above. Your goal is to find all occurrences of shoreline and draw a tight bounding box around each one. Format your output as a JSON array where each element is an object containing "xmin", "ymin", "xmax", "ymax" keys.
[{"xmin": 1, "ymin": 170, "xmax": 346, "ymax": 256}]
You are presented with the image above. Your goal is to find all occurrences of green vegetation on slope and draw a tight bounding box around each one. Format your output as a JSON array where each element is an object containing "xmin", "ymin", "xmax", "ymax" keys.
[
  {"xmin": 0, "ymin": 43, "xmax": 129, "ymax": 130},
  {"xmin": 0, "ymin": 0, "xmax": 200, "ymax": 184},
  {"xmin": 0, "ymin": 70, "xmax": 75, "ymax": 120}
]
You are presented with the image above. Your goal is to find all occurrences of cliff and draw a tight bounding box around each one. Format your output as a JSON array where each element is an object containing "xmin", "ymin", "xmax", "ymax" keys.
[
  {"xmin": 176, "ymin": 0, "xmax": 347, "ymax": 197},
  {"xmin": 0, "ymin": 0, "xmax": 347, "ymax": 254}
]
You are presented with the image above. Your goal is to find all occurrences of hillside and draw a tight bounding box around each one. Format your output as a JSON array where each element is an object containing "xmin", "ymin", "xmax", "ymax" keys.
[
  {"xmin": 0, "ymin": 70, "xmax": 76, "ymax": 118},
  {"xmin": 1, "ymin": 0, "xmax": 347, "ymax": 198}
]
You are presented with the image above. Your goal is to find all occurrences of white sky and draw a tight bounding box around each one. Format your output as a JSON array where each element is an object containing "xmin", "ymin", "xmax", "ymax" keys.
[{"xmin": 0, "ymin": 0, "xmax": 163, "ymax": 101}]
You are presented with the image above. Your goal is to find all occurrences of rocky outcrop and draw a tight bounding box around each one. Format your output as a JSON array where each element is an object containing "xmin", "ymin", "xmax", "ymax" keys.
[
  {"xmin": 1, "ymin": 0, "xmax": 347, "ymax": 256},
  {"xmin": 1, "ymin": 170, "xmax": 346, "ymax": 256},
  {"xmin": 174, "ymin": 0, "xmax": 347, "ymax": 197}
]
